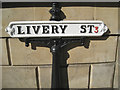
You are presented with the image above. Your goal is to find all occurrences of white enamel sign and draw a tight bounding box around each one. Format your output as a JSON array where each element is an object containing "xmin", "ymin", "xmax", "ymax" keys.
[{"xmin": 6, "ymin": 21, "xmax": 108, "ymax": 37}]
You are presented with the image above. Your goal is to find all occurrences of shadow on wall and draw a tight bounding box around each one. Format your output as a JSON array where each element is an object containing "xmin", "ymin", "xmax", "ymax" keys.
[
  {"xmin": 17, "ymin": 2, "xmax": 111, "ymax": 85},
  {"xmin": 1, "ymin": 2, "xmax": 119, "ymax": 8},
  {"xmin": 18, "ymin": 29, "xmax": 110, "ymax": 88},
  {"xmin": 1, "ymin": 1, "xmax": 115, "ymax": 89}
]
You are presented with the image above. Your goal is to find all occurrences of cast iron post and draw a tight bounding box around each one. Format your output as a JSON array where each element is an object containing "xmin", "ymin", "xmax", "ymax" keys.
[
  {"xmin": 50, "ymin": 40, "xmax": 61, "ymax": 88},
  {"xmin": 49, "ymin": 2, "xmax": 62, "ymax": 88},
  {"xmin": 49, "ymin": 2, "xmax": 61, "ymax": 21},
  {"xmin": 23, "ymin": 2, "xmax": 84, "ymax": 89}
]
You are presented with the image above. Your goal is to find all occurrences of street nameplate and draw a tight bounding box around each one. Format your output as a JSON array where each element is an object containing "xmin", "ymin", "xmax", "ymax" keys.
[{"xmin": 6, "ymin": 21, "xmax": 108, "ymax": 37}]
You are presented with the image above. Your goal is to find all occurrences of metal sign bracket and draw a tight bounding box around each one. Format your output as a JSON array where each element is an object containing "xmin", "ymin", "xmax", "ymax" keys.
[
  {"xmin": 19, "ymin": 2, "xmax": 86, "ymax": 88},
  {"xmin": 5, "ymin": 2, "xmax": 109, "ymax": 89}
]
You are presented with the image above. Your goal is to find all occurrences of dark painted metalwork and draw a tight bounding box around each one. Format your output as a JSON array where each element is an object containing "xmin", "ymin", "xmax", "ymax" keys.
[
  {"xmin": 22, "ymin": 37, "xmax": 85, "ymax": 89},
  {"xmin": 49, "ymin": 2, "xmax": 61, "ymax": 21},
  {"xmin": 22, "ymin": 2, "xmax": 85, "ymax": 89}
]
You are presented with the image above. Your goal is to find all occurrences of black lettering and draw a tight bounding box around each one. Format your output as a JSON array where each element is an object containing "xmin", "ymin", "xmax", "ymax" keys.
[
  {"xmin": 42, "ymin": 25, "xmax": 49, "ymax": 34},
  {"xmin": 17, "ymin": 26, "xmax": 25, "ymax": 34},
  {"xmin": 88, "ymin": 25, "xmax": 94, "ymax": 33},
  {"xmin": 32, "ymin": 26, "xmax": 40, "ymax": 34},
  {"xmin": 52, "ymin": 25, "xmax": 59, "ymax": 34},
  {"xmin": 59, "ymin": 25, "xmax": 67, "ymax": 34},
  {"xmin": 80, "ymin": 25, "xmax": 86, "ymax": 33},
  {"xmin": 26, "ymin": 26, "xmax": 31, "ymax": 34}
]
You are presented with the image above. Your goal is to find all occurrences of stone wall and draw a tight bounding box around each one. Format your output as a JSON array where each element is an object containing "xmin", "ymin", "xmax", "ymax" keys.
[{"xmin": 0, "ymin": 2, "xmax": 119, "ymax": 89}]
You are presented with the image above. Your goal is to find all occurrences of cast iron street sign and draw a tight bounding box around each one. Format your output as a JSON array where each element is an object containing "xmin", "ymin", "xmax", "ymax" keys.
[
  {"xmin": 5, "ymin": 2, "xmax": 109, "ymax": 88},
  {"xmin": 6, "ymin": 21, "xmax": 108, "ymax": 37}
]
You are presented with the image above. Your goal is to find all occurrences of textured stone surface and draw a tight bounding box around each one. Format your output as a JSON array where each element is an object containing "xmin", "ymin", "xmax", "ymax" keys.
[
  {"xmin": 0, "ymin": 39, "xmax": 9, "ymax": 65},
  {"xmin": 114, "ymin": 63, "xmax": 118, "ymax": 88},
  {"xmin": 2, "ymin": 7, "xmax": 119, "ymax": 36},
  {"xmin": 118, "ymin": 37, "xmax": 120, "ymax": 64},
  {"xmin": 2, "ymin": 7, "xmax": 118, "ymax": 37},
  {"xmin": 62, "ymin": 7, "xmax": 94, "ymax": 20},
  {"xmin": 2, "ymin": 7, "xmax": 34, "ymax": 37},
  {"xmin": 119, "ymin": 7, "xmax": 120, "ymax": 34},
  {"xmin": 2, "ymin": 7, "xmax": 94, "ymax": 37},
  {"xmin": 2, "ymin": 66, "xmax": 37, "ymax": 88},
  {"xmin": 90, "ymin": 63, "xmax": 114, "ymax": 88},
  {"xmin": 95, "ymin": 7, "xmax": 118, "ymax": 34},
  {"xmin": 34, "ymin": 7, "xmax": 51, "ymax": 21},
  {"xmin": 67, "ymin": 37, "xmax": 117, "ymax": 64},
  {"xmin": 118, "ymin": 36, "xmax": 120, "ymax": 89},
  {"xmin": 113, "ymin": 36, "xmax": 120, "ymax": 88},
  {"xmin": 38, "ymin": 65, "xmax": 89, "ymax": 88},
  {"xmin": 39, "ymin": 66, "xmax": 52, "ymax": 88},
  {"xmin": 118, "ymin": 65, "xmax": 120, "ymax": 89},
  {"xmin": 68, "ymin": 65, "xmax": 89, "ymax": 88},
  {"xmin": 0, "ymin": 67, "xmax": 2, "ymax": 89},
  {"xmin": 0, "ymin": 39, "xmax": 2, "ymax": 65},
  {"xmin": 1, "ymin": 6, "xmax": 119, "ymax": 89},
  {"xmin": 9, "ymin": 38, "xmax": 52, "ymax": 65},
  {"xmin": 0, "ymin": 8, "xmax": 2, "ymax": 37}
]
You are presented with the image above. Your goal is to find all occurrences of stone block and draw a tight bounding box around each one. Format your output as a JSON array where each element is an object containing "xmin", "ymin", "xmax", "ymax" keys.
[
  {"xmin": 39, "ymin": 66, "xmax": 52, "ymax": 88},
  {"xmin": 68, "ymin": 65, "xmax": 89, "ymax": 88},
  {"xmin": 118, "ymin": 7, "xmax": 120, "ymax": 33},
  {"xmin": 2, "ymin": 7, "xmax": 34, "ymax": 37},
  {"xmin": 2, "ymin": 6, "xmax": 94, "ymax": 37},
  {"xmin": 62, "ymin": 7, "xmax": 94, "ymax": 20},
  {"xmin": 0, "ymin": 39, "xmax": 9, "ymax": 65},
  {"xmin": 118, "ymin": 65, "xmax": 120, "ymax": 89},
  {"xmin": 0, "ymin": 8, "xmax": 2, "ymax": 37},
  {"xmin": 9, "ymin": 38, "xmax": 52, "ymax": 65},
  {"xmin": 2, "ymin": 66, "xmax": 37, "ymax": 88},
  {"xmin": 2, "ymin": 7, "xmax": 119, "ymax": 37},
  {"xmin": 0, "ymin": 67, "xmax": 1, "ymax": 89},
  {"xmin": 67, "ymin": 36, "xmax": 117, "ymax": 64},
  {"xmin": 34, "ymin": 7, "xmax": 51, "ymax": 21},
  {"xmin": 95, "ymin": 7, "xmax": 118, "ymax": 34},
  {"xmin": 118, "ymin": 36, "xmax": 120, "ymax": 64},
  {"xmin": 90, "ymin": 63, "xmax": 114, "ymax": 88},
  {"xmin": 113, "ymin": 36, "xmax": 119, "ymax": 88},
  {"xmin": 39, "ymin": 65, "xmax": 89, "ymax": 88},
  {"xmin": 114, "ymin": 63, "xmax": 118, "ymax": 88},
  {"xmin": 118, "ymin": 37, "xmax": 120, "ymax": 89}
]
